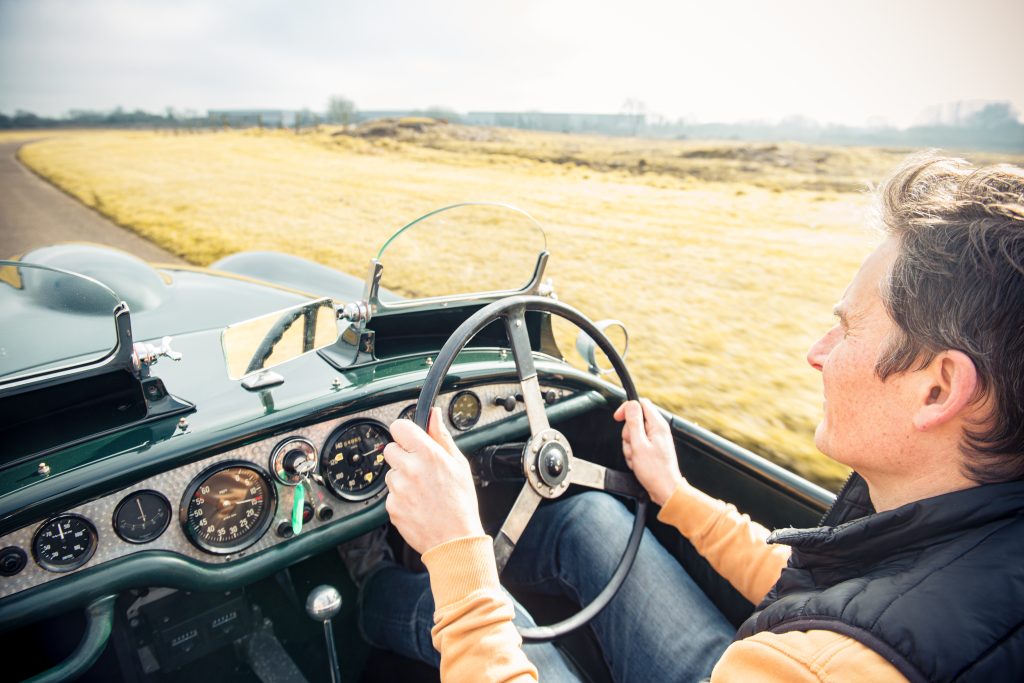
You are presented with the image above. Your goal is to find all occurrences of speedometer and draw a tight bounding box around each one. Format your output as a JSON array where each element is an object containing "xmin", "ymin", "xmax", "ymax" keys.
[
  {"xmin": 320, "ymin": 420, "xmax": 390, "ymax": 501},
  {"xmin": 181, "ymin": 463, "xmax": 276, "ymax": 555}
]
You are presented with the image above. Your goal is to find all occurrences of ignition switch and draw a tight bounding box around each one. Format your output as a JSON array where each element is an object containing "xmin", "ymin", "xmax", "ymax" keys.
[{"xmin": 270, "ymin": 438, "xmax": 317, "ymax": 485}]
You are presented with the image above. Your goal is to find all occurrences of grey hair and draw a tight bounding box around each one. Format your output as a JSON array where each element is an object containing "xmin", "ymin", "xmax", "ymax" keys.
[{"xmin": 874, "ymin": 152, "xmax": 1024, "ymax": 483}]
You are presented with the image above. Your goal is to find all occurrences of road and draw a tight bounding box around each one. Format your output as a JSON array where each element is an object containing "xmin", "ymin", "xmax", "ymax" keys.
[{"xmin": 0, "ymin": 140, "xmax": 185, "ymax": 263}]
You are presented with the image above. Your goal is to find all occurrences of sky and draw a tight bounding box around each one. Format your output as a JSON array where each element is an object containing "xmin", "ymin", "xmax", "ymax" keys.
[{"xmin": 1, "ymin": 0, "xmax": 1022, "ymax": 127}]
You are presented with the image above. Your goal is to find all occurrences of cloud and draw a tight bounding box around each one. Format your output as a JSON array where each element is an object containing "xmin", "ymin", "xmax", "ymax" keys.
[{"xmin": 1, "ymin": 0, "xmax": 1022, "ymax": 126}]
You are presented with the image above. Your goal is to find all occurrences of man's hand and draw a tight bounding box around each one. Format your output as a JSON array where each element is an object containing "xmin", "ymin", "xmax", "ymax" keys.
[
  {"xmin": 383, "ymin": 409, "xmax": 485, "ymax": 555},
  {"xmin": 613, "ymin": 398, "xmax": 685, "ymax": 506}
]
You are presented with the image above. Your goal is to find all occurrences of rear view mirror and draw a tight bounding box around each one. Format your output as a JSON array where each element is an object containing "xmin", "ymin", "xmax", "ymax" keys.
[{"xmin": 222, "ymin": 298, "xmax": 339, "ymax": 380}]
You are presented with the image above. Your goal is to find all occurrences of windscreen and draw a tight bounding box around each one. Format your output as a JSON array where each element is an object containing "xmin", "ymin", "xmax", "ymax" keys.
[
  {"xmin": 0, "ymin": 261, "xmax": 122, "ymax": 383},
  {"xmin": 376, "ymin": 203, "xmax": 547, "ymax": 301}
]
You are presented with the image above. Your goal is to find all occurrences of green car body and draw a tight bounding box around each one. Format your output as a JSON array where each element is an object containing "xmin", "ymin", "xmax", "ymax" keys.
[{"xmin": 0, "ymin": 229, "xmax": 832, "ymax": 682}]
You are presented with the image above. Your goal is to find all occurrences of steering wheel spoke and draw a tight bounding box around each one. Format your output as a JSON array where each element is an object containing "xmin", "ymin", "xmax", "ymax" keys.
[
  {"xmin": 518, "ymin": 376, "xmax": 551, "ymax": 435},
  {"xmin": 568, "ymin": 458, "xmax": 646, "ymax": 499},
  {"xmin": 493, "ymin": 482, "xmax": 544, "ymax": 573},
  {"xmin": 503, "ymin": 308, "xmax": 550, "ymax": 434}
]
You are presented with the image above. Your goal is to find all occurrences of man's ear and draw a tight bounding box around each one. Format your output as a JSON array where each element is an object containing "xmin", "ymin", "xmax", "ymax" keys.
[{"xmin": 913, "ymin": 350, "xmax": 979, "ymax": 431}]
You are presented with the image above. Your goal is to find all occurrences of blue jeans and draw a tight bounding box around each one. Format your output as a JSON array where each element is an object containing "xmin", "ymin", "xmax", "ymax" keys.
[{"xmin": 360, "ymin": 491, "xmax": 735, "ymax": 682}]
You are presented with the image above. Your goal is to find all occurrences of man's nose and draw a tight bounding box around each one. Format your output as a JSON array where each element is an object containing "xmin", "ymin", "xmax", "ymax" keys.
[{"xmin": 806, "ymin": 326, "xmax": 838, "ymax": 371}]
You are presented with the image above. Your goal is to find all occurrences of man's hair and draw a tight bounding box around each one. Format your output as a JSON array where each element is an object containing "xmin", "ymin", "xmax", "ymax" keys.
[{"xmin": 874, "ymin": 152, "xmax": 1024, "ymax": 484}]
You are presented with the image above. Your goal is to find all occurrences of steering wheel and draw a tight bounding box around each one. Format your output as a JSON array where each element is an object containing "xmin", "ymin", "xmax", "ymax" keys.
[{"xmin": 412, "ymin": 295, "xmax": 649, "ymax": 643}]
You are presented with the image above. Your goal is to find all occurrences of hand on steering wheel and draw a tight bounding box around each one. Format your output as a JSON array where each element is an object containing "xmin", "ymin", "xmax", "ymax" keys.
[
  {"xmin": 383, "ymin": 410, "xmax": 484, "ymax": 555},
  {"xmin": 386, "ymin": 294, "xmax": 649, "ymax": 642}
]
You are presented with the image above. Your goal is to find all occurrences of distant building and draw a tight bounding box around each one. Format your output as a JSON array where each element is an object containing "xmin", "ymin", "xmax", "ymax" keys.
[
  {"xmin": 206, "ymin": 110, "xmax": 302, "ymax": 128},
  {"xmin": 464, "ymin": 111, "xmax": 643, "ymax": 135},
  {"xmin": 354, "ymin": 110, "xmax": 645, "ymax": 135},
  {"xmin": 206, "ymin": 108, "xmax": 645, "ymax": 137}
]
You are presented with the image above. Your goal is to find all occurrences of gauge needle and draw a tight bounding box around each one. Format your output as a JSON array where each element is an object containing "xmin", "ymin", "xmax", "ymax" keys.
[
  {"xmin": 136, "ymin": 498, "xmax": 147, "ymax": 522},
  {"xmin": 57, "ymin": 524, "xmax": 65, "ymax": 541},
  {"xmin": 221, "ymin": 497, "xmax": 260, "ymax": 508}
]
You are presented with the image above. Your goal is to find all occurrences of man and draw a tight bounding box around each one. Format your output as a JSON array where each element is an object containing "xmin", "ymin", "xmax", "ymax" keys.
[{"xmin": 351, "ymin": 153, "xmax": 1024, "ymax": 682}]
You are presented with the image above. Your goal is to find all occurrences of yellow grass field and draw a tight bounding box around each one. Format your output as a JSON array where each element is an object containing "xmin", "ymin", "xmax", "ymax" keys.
[{"xmin": 17, "ymin": 123, "xmax": 1023, "ymax": 489}]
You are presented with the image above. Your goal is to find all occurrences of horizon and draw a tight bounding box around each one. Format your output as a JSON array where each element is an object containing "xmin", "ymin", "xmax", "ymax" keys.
[{"xmin": 8, "ymin": 101, "xmax": 1020, "ymax": 132}]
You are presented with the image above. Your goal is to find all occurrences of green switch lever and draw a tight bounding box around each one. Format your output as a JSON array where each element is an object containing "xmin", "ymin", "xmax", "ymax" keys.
[{"xmin": 292, "ymin": 481, "xmax": 306, "ymax": 535}]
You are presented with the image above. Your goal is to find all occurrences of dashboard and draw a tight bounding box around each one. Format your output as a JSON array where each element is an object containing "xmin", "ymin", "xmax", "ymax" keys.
[{"xmin": 0, "ymin": 382, "xmax": 573, "ymax": 600}]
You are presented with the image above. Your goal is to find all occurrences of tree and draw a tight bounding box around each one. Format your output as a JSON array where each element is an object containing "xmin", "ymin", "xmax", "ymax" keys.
[
  {"xmin": 967, "ymin": 102, "xmax": 1019, "ymax": 129},
  {"xmin": 326, "ymin": 95, "xmax": 356, "ymax": 125},
  {"xmin": 621, "ymin": 98, "xmax": 647, "ymax": 136}
]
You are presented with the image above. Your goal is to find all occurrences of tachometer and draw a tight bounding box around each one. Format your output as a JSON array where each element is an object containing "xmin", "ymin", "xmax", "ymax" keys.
[
  {"xmin": 320, "ymin": 420, "xmax": 390, "ymax": 501},
  {"xmin": 33, "ymin": 514, "xmax": 97, "ymax": 572},
  {"xmin": 181, "ymin": 463, "xmax": 276, "ymax": 555}
]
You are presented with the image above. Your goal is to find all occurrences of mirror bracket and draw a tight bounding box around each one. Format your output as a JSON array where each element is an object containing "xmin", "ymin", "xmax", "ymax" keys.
[
  {"xmin": 318, "ymin": 324, "xmax": 377, "ymax": 370},
  {"xmin": 241, "ymin": 370, "xmax": 285, "ymax": 391},
  {"xmin": 363, "ymin": 259, "xmax": 384, "ymax": 321},
  {"xmin": 340, "ymin": 260, "xmax": 384, "ymax": 327}
]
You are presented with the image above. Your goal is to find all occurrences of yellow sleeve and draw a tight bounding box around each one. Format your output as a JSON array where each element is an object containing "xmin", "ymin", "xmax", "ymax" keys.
[
  {"xmin": 656, "ymin": 480, "xmax": 791, "ymax": 604},
  {"xmin": 713, "ymin": 630, "xmax": 909, "ymax": 682},
  {"xmin": 422, "ymin": 535, "xmax": 537, "ymax": 683}
]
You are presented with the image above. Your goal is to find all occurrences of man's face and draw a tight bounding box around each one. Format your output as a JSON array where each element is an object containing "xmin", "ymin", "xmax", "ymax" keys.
[{"xmin": 806, "ymin": 238, "xmax": 917, "ymax": 471}]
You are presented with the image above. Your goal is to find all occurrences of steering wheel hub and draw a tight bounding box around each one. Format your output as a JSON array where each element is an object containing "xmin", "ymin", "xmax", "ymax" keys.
[{"xmin": 525, "ymin": 429, "xmax": 572, "ymax": 495}]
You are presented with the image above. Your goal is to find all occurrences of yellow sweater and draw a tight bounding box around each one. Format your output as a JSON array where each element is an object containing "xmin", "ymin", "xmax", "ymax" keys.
[{"xmin": 421, "ymin": 481, "xmax": 908, "ymax": 682}]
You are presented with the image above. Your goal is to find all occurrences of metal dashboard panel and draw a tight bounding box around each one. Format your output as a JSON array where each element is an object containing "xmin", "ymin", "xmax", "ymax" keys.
[{"xmin": 0, "ymin": 383, "xmax": 570, "ymax": 600}]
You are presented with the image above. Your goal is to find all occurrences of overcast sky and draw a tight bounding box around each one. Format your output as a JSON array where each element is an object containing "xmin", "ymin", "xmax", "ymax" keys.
[{"xmin": 1, "ymin": 0, "xmax": 1022, "ymax": 127}]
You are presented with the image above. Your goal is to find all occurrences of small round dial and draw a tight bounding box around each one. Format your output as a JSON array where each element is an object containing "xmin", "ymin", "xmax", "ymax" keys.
[
  {"xmin": 113, "ymin": 490, "xmax": 171, "ymax": 544},
  {"xmin": 33, "ymin": 515, "xmax": 97, "ymax": 572},
  {"xmin": 398, "ymin": 404, "xmax": 417, "ymax": 423},
  {"xmin": 320, "ymin": 420, "xmax": 390, "ymax": 501},
  {"xmin": 448, "ymin": 391, "xmax": 482, "ymax": 430},
  {"xmin": 182, "ymin": 464, "xmax": 276, "ymax": 555}
]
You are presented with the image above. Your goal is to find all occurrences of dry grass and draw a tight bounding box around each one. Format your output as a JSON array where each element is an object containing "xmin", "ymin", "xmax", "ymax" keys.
[
  {"xmin": 0, "ymin": 129, "xmax": 95, "ymax": 144},
  {"xmin": 19, "ymin": 123, "xmax": 1021, "ymax": 489}
]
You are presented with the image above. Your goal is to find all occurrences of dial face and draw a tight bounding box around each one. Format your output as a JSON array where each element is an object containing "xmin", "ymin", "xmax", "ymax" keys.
[
  {"xmin": 320, "ymin": 420, "xmax": 390, "ymax": 501},
  {"xmin": 114, "ymin": 490, "xmax": 171, "ymax": 544},
  {"xmin": 182, "ymin": 464, "xmax": 276, "ymax": 554},
  {"xmin": 448, "ymin": 391, "xmax": 482, "ymax": 431},
  {"xmin": 398, "ymin": 404, "xmax": 417, "ymax": 423},
  {"xmin": 33, "ymin": 515, "xmax": 97, "ymax": 572}
]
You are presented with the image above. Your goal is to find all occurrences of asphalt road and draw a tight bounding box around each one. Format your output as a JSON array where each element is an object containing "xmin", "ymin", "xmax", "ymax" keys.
[{"xmin": 0, "ymin": 140, "xmax": 185, "ymax": 263}]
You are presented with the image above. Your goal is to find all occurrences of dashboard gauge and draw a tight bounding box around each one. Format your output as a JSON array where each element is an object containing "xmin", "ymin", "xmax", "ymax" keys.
[
  {"xmin": 32, "ymin": 515, "xmax": 97, "ymax": 572},
  {"xmin": 398, "ymin": 404, "xmax": 417, "ymax": 423},
  {"xmin": 320, "ymin": 420, "xmax": 390, "ymax": 501},
  {"xmin": 181, "ymin": 463, "xmax": 276, "ymax": 555},
  {"xmin": 113, "ymin": 490, "xmax": 171, "ymax": 544},
  {"xmin": 448, "ymin": 391, "xmax": 482, "ymax": 431}
]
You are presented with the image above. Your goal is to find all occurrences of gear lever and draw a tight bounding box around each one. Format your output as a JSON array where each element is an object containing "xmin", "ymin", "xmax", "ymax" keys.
[{"xmin": 305, "ymin": 585, "xmax": 343, "ymax": 683}]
